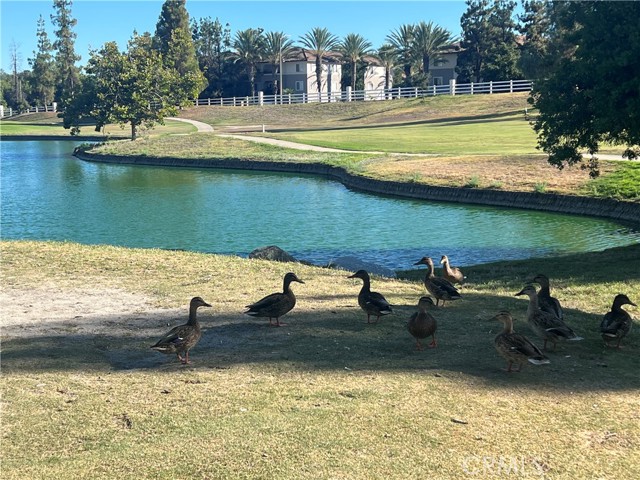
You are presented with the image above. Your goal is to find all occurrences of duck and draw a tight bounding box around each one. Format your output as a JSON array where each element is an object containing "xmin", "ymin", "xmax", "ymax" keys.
[
  {"xmin": 601, "ymin": 293, "xmax": 636, "ymax": 348},
  {"xmin": 440, "ymin": 255, "xmax": 465, "ymax": 285},
  {"xmin": 529, "ymin": 274, "xmax": 563, "ymax": 320},
  {"xmin": 245, "ymin": 272, "xmax": 304, "ymax": 327},
  {"xmin": 414, "ymin": 256, "xmax": 461, "ymax": 306},
  {"xmin": 489, "ymin": 311, "xmax": 550, "ymax": 372},
  {"xmin": 407, "ymin": 296, "xmax": 437, "ymax": 350},
  {"xmin": 151, "ymin": 296, "xmax": 211, "ymax": 364},
  {"xmin": 348, "ymin": 269, "xmax": 392, "ymax": 323},
  {"xmin": 515, "ymin": 285, "xmax": 582, "ymax": 350}
]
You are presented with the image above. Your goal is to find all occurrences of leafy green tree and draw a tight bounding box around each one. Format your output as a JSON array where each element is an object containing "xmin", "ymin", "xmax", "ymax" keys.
[
  {"xmin": 457, "ymin": 0, "xmax": 520, "ymax": 82},
  {"xmin": 263, "ymin": 31, "xmax": 295, "ymax": 95},
  {"xmin": 517, "ymin": 0, "xmax": 552, "ymax": 79},
  {"xmin": 386, "ymin": 24, "xmax": 415, "ymax": 87},
  {"xmin": 192, "ymin": 16, "xmax": 231, "ymax": 97},
  {"xmin": 412, "ymin": 21, "xmax": 456, "ymax": 86},
  {"xmin": 299, "ymin": 27, "xmax": 340, "ymax": 95},
  {"xmin": 339, "ymin": 33, "xmax": 372, "ymax": 90},
  {"xmin": 63, "ymin": 32, "xmax": 184, "ymax": 140},
  {"xmin": 28, "ymin": 15, "xmax": 56, "ymax": 106},
  {"xmin": 229, "ymin": 28, "xmax": 265, "ymax": 97},
  {"xmin": 153, "ymin": 0, "xmax": 204, "ymax": 97},
  {"xmin": 51, "ymin": 0, "xmax": 81, "ymax": 106},
  {"xmin": 531, "ymin": 1, "xmax": 640, "ymax": 175}
]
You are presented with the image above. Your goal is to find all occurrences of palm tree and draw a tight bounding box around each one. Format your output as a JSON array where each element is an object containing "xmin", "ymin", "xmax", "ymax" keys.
[
  {"xmin": 376, "ymin": 43, "xmax": 398, "ymax": 91},
  {"xmin": 263, "ymin": 31, "xmax": 295, "ymax": 95},
  {"xmin": 339, "ymin": 33, "xmax": 372, "ymax": 90},
  {"xmin": 299, "ymin": 27, "xmax": 339, "ymax": 97},
  {"xmin": 386, "ymin": 24, "xmax": 415, "ymax": 87},
  {"xmin": 413, "ymin": 21, "xmax": 456, "ymax": 78},
  {"xmin": 229, "ymin": 28, "xmax": 265, "ymax": 97}
]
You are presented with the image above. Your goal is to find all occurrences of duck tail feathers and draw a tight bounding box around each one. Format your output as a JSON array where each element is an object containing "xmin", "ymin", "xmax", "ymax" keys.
[{"xmin": 528, "ymin": 357, "xmax": 551, "ymax": 365}]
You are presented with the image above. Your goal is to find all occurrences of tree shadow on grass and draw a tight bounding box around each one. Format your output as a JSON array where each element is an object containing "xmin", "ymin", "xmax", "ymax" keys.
[{"xmin": 3, "ymin": 291, "xmax": 638, "ymax": 393}]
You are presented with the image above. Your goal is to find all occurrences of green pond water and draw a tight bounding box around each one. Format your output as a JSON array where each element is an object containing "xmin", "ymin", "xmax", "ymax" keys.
[{"xmin": 1, "ymin": 140, "xmax": 638, "ymax": 271}]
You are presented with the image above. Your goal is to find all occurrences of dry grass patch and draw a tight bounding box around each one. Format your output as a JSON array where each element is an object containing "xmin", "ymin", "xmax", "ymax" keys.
[
  {"xmin": 368, "ymin": 154, "xmax": 619, "ymax": 194},
  {"xmin": 1, "ymin": 240, "xmax": 639, "ymax": 479}
]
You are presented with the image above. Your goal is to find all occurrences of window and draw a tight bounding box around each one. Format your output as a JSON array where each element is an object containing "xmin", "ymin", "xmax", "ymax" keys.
[
  {"xmin": 295, "ymin": 81, "xmax": 304, "ymax": 92},
  {"xmin": 432, "ymin": 77, "xmax": 444, "ymax": 86},
  {"xmin": 295, "ymin": 63, "xmax": 301, "ymax": 73}
]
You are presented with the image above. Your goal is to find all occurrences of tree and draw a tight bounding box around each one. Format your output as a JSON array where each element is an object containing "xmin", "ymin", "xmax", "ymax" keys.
[
  {"xmin": 386, "ymin": 24, "xmax": 415, "ymax": 87},
  {"xmin": 192, "ymin": 16, "xmax": 231, "ymax": 97},
  {"xmin": 339, "ymin": 33, "xmax": 372, "ymax": 90},
  {"xmin": 412, "ymin": 21, "xmax": 456, "ymax": 85},
  {"xmin": 457, "ymin": 0, "xmax": 520, "ymax": 82},
  {"xmin": 153, "ymin": 0, "xmax": 204, "ymax": 97},
  {"xmin": 263, "ymin": 31, "xmax": 295, "ymax": 95},
  {"xmin": 299, "ymin": 27, "xmax": 340, "ymax": 95},
  {"xmin": 63, "ymin": 32, "xmax": 184, "ymax": 140},
  {"xmin": 51, "ymin": 0, "xmax": 81, "ymax": 106},
  {"xmin": 7, "ymin": 41, "xmax": 26, "ymax": 109},
  {"xmin": 517, "ymin": 0, "xmax": 552, "ymax": 79},
  {"xmin": 28, "ymin": 15, "xmax": 56, "ymax": 106},
  {"xmin": 229, "ymin": 28, "xmax": 265, "ymax": 97},
  {"xmin": 376, "ymin": 44, "xmax": 397, "ymax": 91},
  {"xmin": 531, "ymin": 1, "xmax": 640, "ymax": 175}
]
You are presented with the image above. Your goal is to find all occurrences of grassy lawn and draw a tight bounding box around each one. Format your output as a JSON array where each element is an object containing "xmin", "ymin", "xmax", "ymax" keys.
[
  {"xmin": 258, "ymin": 113, "xmax": 539, "ymax": 155},
  {"xmin": 0, "ymin": 112, "xmax": 196, "ymax": 138},
  {"xmin": 1, "ymin": 240, "xmax": 639, "ymax": 479}
]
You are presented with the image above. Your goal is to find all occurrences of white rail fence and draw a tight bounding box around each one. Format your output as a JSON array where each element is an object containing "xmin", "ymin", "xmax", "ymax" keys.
[
  {"xmin": 192, "ymin": 79, "xmax": 532, "ymax": 107},
  {"xmin": 0, "ymin": 103, "xmax": 57, "ymax": 118}
]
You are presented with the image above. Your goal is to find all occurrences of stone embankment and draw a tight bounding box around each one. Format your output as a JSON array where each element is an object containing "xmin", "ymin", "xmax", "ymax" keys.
[{"xmin": 73, "ymin": 151, "xmax": 640, "ymax": 226}]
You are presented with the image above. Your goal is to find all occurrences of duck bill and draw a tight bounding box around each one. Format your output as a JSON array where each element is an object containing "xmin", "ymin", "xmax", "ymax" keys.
[
  {"xmin": 514, "ymin": 289, "xmax": 526, "ymax": 297},
  {"xmin": 413, "ymin": 260, "xmax": 424, "ymax": 266}
]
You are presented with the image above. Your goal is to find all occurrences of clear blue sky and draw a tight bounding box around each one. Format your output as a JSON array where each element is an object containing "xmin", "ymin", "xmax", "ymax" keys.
[{"xmin": 1, "ymin": 0, "xmax": 469, "ymax": 72}]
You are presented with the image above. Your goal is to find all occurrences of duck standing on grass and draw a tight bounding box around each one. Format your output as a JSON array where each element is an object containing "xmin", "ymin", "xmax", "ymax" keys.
[
  {"xmin": 440, "ymin": 255, "xmax": 465, "ymax": 285},
  {"xmin": 245, "ymin": 272, "xmax": 305, "ymax": 327},
  {"xmin": 515, "ymin": 285, "xmax": 583, "ymax": 350},
  {"xmin": 529, "ymin": 274, "xmax": 563, "ymax": 320},
  {"xmin": 407, "ymin": 296, "xmax": 438, "ymax": 350},
  {"xmin": 348, "ymin": 269, "xmax": 392, "ymax": 323},
  {"xmin": 414, "ymin": 256, "xmax": 461, "ymax": 306},
  {"xmin": 151, "ymin": 296, "xmax": 211, "ymax": 364},
  {"xmin": 601, "ymin": 294, "xmax": 636, "ymax": 348},
  {"xmin": 489, "ymin": 311, "xmax": 550, "ymax": 373}
]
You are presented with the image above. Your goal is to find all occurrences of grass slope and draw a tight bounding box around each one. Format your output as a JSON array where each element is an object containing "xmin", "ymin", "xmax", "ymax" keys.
[{"xmin": 2, "ymin": 240, "xmax": 639, "ymax": 479}]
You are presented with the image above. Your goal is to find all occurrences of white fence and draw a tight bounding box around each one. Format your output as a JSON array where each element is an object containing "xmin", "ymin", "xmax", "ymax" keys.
[
  {"xmin": 0, "ymin": 103, "xmax": 57, "ymax": 118},
  {"xmin": 192, "ymin": 79, "xmax": 532, "ymax": 107}
]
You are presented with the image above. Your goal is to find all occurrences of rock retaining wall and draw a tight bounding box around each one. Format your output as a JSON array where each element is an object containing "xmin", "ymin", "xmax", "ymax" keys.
[{"xmin": 74, "ymin": 152, "xmax": 640, "ymax": 226}]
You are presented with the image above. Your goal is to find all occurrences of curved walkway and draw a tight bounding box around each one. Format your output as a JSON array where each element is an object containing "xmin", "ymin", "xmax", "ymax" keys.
[{"xmin": 166, "ymin": 117, "xmax": 214, "ymax": 133}]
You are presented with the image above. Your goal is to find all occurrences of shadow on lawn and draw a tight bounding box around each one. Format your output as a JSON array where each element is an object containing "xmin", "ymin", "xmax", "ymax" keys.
[{"xmin": 3, "ymin": 291, "xmax": 638, "ymax": 393}]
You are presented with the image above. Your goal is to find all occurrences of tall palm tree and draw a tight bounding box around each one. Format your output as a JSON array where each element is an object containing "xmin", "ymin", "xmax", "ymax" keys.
[
  {"xmin": 386, "ymin": 24, "xmax": 415, "ymax": 87},
  {"xmin": 376, "ymin": 43, "xmax": 398, "ymax": 91},
  {"xmin": 229, "ymin": 28, "xmax": 265, "ymax": 97},
  {"xmin": 339, "ymin": 33, "xmax": 372, "ymax": 90},
  {"xmin": 263, "ymin": 31, "xmax": 295, "ymax": 95},
  {"xmin": 413, "ymin": 21, "xmax": 456, "ymax": 77},
  {"xmin": 299, "ymin": 27, "xmax": 339, "ymax": 97}
]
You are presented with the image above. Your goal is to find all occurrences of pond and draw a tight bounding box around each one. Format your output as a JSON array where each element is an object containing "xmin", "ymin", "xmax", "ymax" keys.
[{"xmin": 1, "ymin": 140, "xmax": 638, "ymax": 271}]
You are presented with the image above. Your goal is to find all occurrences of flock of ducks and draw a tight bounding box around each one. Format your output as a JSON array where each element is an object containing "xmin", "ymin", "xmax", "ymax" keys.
[{"xmin": 150, "ymin": 256, "xmax": 636, "ymax": 372}]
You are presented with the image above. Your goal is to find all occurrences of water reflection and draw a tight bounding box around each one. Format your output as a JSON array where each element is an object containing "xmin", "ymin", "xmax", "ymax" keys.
[{"xmin": 1, "ymin": 140, "xmax": 638, "ymax": 270}]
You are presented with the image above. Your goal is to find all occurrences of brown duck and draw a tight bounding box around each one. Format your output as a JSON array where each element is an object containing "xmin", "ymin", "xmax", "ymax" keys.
[
  {"xmin": 601, "ymin": 293, "xmax": 636, "ymax": 348},
  {"xmin": 348, "ymin": 269, "xmax": 392, "ymax": 323},
  {"xmin": 414, "ymin": 256, "xmax": 461, "ymax": 306},
  {"xmin": 515, "ymin": 285, "xmax": 582, "ymax": 350},
  {"xmin": 529, "ymin": 274, "xmax": 563, "ymax": 320},
  {"xmin": 245, "ymin": 272, "xmax": 304, "ymax": 327},
  {"xmin": 407, "ymin": 296, "xmax": 437, "ymax": 350},
  {"xmin": 151, "ymin": 296, "xmax": 211, "ymax": 364},
  {"xmin": 440, "ymin": 255, "xmax": 465, "ymax": 285},
  {"xmin": 489, "ymin": 311, "xmax": 550, "ymax": 372}
]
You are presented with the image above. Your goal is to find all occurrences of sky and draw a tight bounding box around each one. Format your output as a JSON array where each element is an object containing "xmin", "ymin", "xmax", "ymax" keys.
[{"xmin": 0, "ymin": 0, "xmax": 469, "ymax": 72}]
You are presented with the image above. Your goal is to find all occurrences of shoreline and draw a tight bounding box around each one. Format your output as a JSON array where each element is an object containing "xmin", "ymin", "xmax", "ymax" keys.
[{"xmin": 74, "ymin": 150, "xmax": 640, "ymax": 226}]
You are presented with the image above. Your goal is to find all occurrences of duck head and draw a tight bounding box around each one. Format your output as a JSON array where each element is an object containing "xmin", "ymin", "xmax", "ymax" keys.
[
  {"xmin": 414, "ymin": 257, "xmax": 433, "ymax": 267},
  {"xmin": 440, "ymin": 255, "xmax": 449, "ymax": 265},
  {"xmin": 515, "ymin": 285, "xmax": 537, "ymax": 298},
  {"xmin": 284, "ymin": 272, "xmax": 305, "ymax": 285},
  {"xmin": 613, "ymin": 293, "xmax": 637, "ymax": 308},
  {"xmin": 347, "ymin": 269, "xmax": 370, "ymax": 282},
  {"xmin": 190, "ymin": 296, "xmax": 212, "ymax": 308},
  {"xmin": 417, "ymin": 296, "xmax": 435, "ymax": 310},
  {"xmin": 528, "ymin": 274, "xmax": 550, "ymax": 286}
]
